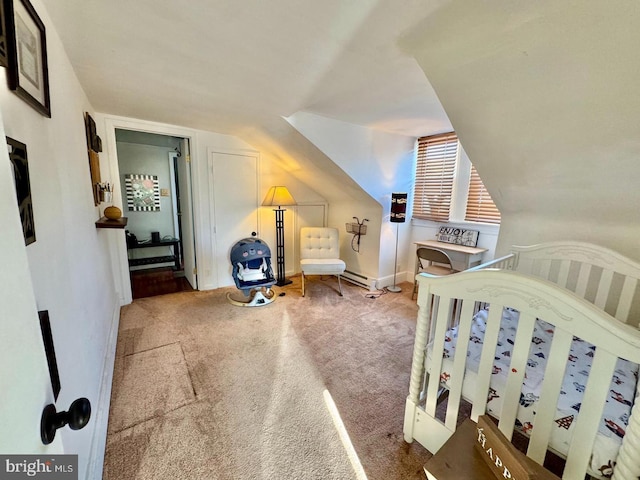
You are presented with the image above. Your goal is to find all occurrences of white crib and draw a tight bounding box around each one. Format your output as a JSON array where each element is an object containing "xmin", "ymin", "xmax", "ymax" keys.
[{"xmin": 403, "ymin": 241, "xmax": 640, "ymax": 479}]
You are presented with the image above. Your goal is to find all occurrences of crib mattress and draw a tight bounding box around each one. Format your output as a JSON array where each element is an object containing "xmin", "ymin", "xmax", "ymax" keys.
[{"xmin": 429, "ymin": 308, "xmax": 638, "ymax": 478}]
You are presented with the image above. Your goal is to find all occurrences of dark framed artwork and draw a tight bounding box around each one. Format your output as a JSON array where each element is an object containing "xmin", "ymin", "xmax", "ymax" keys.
[
  {"xmin": 0, "ymin": 0, "xmax": 8, "ymax": 67},
  {"xmin": 3, "ymin": 0, "xmax": 51, "ymax": 117},
  {"xmin": 84, "ymin": 112, "xmax": 102, "ymax": 205},
  {"xmin": 7, "ymin": 136, "xmax": 36, "ymax": 245},
  {"xmin": 125, "ymin": 174, "xmax": 161, "ymax": 211},
  {"xmin": 38, "ymin": 310, "xmax": 61, "ymax": 400}
]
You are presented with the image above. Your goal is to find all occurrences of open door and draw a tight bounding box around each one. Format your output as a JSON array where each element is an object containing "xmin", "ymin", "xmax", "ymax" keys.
[
  {"xmin": 177, "ymin": 138, "xmax": 197, "ymax": 289},
  {"xmin": 1, "ymin": 125, "xmax": 63, "ymax": 455}
]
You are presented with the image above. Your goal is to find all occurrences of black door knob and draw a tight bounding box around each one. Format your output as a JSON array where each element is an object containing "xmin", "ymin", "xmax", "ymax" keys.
[{"xmin": 40, "ymin": 397, "xmax": 91, "ymax": 445}]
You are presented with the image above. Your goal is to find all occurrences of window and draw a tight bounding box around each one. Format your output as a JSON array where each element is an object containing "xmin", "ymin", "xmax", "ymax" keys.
[
  {"xmin": 412, "ymin": 132, "xmax": 457, "ymax": 222},
  {"xmin": 413, "ymin": 133, "xmax": 500, "ymax": 225},
  {"xmin": 465, "ymin": 165, "xmax": 501, "ymax": 224}
]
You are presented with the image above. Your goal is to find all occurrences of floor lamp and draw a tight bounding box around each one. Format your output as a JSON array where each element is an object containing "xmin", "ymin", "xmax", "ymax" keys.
[
  {"xmin": 262, "ymin": 186, "xmax": 297, "ymax": 286},
  {"xmin": 388, "ymin": 192, "xmax": 407, "ymax": 293}
]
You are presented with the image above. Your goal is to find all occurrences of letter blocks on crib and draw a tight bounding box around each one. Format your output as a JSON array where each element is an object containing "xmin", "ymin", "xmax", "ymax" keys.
[
  {"xmin": 424, "ymin": 417, "xmax": 560, "ymax": 480},
  {"xmin": 475, "ymin": 415, "xmax": 536, "ymax": 480}
]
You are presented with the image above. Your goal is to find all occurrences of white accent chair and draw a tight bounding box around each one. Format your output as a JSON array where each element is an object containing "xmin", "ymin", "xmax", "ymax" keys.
[{"xmin": 300, "ymin": 227, "xmax": 346, "ymax": 297}]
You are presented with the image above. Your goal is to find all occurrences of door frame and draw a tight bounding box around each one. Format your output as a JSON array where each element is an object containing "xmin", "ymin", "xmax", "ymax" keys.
[
  {"xmin": 98, "ymin": 115, "xmax": 200, "ymax": 305},
  {"xmin": 168, "ymin": 152, "xmax": 181, "ymax": 239}
]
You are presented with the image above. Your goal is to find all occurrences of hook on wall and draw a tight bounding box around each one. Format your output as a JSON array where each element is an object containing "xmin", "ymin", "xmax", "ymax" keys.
[{"xmin": 346, "ymin": 217, "xmax": 369, "ymax": 252}]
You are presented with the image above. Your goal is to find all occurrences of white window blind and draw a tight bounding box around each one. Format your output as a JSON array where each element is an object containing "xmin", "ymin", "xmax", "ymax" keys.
[
  {"xmin": 413, "ymin": 132, "xmax": 458, "ymax": 222},
  {"xmin": 465, "ymin": 165, "xmax": 501, "ymax": 224}
]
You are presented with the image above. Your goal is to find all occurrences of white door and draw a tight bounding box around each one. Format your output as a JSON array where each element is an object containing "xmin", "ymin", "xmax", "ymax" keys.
[
  {"xmin": 0, "ymin": 121, "xmax": 62, "ymax": 454},
  {"xmin": 177, "ymin": 138, "xmax": 197, "ymax": 289},
  {"xmin": 210, "ymin": 150, "xmax": 259, "ymax": 287}
]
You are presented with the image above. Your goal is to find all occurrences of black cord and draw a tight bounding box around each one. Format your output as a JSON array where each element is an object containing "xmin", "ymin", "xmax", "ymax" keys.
[{"xmin": 364, "ymin": 289, "xmax": 387, "ymax": 299}]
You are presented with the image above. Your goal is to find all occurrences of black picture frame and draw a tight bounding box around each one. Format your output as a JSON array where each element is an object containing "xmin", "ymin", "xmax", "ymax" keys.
[
  {"xmin": 0, "ymin": 0, "xmax": 9, "ymax": 67},
  {"xmin": 38, "ymin": 310, "xmax": 61, "ymax": 401},
  {"xmin": 2, "ymin": 0, "xmax": 50, "ymax": 117},
  {"xmin": 7, "ymin": 136, "xmax": 36, "ymax": 245}
]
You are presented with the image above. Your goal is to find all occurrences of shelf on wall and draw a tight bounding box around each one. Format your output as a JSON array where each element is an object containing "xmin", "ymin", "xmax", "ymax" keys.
[{"xmin": 95, "ymin": 217, "xmax": 128, "ymax": 229}]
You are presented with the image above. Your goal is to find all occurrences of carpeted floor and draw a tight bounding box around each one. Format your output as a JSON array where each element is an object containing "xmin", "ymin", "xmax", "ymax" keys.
[{"xmin": 103, "ymin": 276, "xmax": 432, "ymax": 479}]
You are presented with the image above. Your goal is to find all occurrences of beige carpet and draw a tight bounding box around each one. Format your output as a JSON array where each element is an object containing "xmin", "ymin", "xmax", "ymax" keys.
[{"xmin": 103, "ymin": 276, "xmax": 431, "ymax": 479}]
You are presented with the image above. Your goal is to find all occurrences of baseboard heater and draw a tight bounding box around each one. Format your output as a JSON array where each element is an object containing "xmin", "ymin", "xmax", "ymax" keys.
[{"xmin": 342, "ymin": 270, "xmax": 376, "ymax": 291}]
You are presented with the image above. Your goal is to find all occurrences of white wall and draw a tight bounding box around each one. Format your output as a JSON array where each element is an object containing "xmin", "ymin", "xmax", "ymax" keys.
[
  {"xmin": 0, "ymin": 1, "xmax": 120, "ymax": 477},
  {"xmin": 286, "ymin": 111, "xmax": 416, "ymax": 286}
]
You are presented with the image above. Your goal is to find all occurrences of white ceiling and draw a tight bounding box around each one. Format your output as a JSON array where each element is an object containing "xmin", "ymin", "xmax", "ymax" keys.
[{"xmin": 44, "ymin": 0, "xmax": 452, "ymax": 138}]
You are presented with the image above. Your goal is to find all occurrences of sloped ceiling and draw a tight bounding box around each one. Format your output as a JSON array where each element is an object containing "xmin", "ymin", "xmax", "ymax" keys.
[
  {"xmin": 43, "ymin": 0, "xmax": 455, "ymax": 206},
  {"xmin": 401, "ymin": 0, "xmax": 640, "ymax": 254},
  {"xmin": 44, "ymin": 0, "xmax": 451, "ymax": 138}
]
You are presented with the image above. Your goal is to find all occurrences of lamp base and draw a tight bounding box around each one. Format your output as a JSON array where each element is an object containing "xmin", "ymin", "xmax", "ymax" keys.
[
  {"xmin": 387, "ymin": 285, "xmax": 402, "ymax": 293},
  {"xmin": 276, "ymin": 278, "xmax": 293, "ymax": 287}
]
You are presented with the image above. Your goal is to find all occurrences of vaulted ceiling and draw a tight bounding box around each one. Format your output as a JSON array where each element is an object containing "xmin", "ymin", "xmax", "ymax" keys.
[{"xmin": 44, "ymin": 0, "xmax": 451, "ymax": 138}]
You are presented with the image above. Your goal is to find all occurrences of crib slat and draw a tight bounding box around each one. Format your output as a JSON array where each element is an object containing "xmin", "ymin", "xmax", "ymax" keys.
[
  {"xmin": 563, "ymin": 349, "xmax": 617, "ymax": 480},
  {"xmin": 531, "ymin": 259, "xmax": 542, "ymax": 277},
  {"xmin": 498, "ymin": 312, "xmax": 537, "ymax": 441},
  {"xmin": 526, "ymin": 328, "xmax": 573, "ymax": 465},
  {"xmin": 470, "ymin": 305, "xmax": 504, "ymax": 421},
  {"xmin": 556, "ymin": 260, "xmax": 571, "ymax": 290},
  {"xmin": 616, "ymin": 276, "xmax": 637, "ymax": 324},
  {"xmin": 425, "ymin": 297, "xmax": 454, "ymax": 418},
  {"xmin": 613, "ymin": 382, "xmax": 640, "ymax": 479},
  {"xmin": 537, "ymin": 259, "xmax": 553, "ymax": 282},
  {"xmin": 594, "ymin": 268, "xmax": 614, "ymax": 310},
  {"xmin": 444, "ymin": 300, "xmax": 477, "ymax": 431},
  {"xmin": 574, "ymin": 264, "xmax": 592, "ymax": 298}
]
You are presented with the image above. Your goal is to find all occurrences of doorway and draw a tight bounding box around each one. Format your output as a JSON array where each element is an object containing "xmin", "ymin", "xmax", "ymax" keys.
[{"xmin": 115, "ymin": 129, "xmax": 197, "ymax": 298}]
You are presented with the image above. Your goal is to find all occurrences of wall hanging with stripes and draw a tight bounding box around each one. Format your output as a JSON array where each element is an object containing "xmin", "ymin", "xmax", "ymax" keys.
[{"xmin": 124, "ymin": 174, "xmax": 161, "ymax": 211}]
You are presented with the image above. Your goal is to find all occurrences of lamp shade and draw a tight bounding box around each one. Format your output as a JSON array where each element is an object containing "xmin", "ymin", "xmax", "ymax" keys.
[
  {"xmin": 262, "ymin": 186, "xmax": 297, "ymax": 207},
  {"xmin": 390, "ymin": 193, "xmax": 407, "ymax": 223}
]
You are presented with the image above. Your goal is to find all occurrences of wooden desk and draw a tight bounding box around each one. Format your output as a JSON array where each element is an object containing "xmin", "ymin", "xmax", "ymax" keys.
[
  {"xmin": 127, "ymin": 238, "xmax": 181, "ymax": 270},
  {"xmin": 415, "ymin": 240, "xmax": 487, "ymax": 271}
]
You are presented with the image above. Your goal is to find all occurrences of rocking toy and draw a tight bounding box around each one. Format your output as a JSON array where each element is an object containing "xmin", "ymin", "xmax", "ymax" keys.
[{"xmin": 227, "ymin": 237, "xmax": 277, "ymax": 307}]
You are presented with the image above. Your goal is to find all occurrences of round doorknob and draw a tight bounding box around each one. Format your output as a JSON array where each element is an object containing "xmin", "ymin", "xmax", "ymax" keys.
[{"xmin": 40, "ymin": 397, "xmax": 91, "ymax": 445}]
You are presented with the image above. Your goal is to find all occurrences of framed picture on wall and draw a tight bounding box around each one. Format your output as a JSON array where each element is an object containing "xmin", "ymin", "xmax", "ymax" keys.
[
  {"xmin": 3, "ymin": 0, "xmax": 51, "ymax": 117},
  {"xmin": 125, "ymin": 173, "xmax": 161, "ymax": 211},
  {"xmin": 7, "ymin": 136, "xmax": 36, "ymax": 245},
  {"xmin": 0, "ymin": 0, "xmax": 9, "ymax": 67}
]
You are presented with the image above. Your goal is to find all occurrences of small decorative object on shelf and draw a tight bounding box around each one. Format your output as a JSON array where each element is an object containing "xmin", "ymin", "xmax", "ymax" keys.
[{"xmin": 104, "ymin": 205, "xmax": 122, "ymax": 220}]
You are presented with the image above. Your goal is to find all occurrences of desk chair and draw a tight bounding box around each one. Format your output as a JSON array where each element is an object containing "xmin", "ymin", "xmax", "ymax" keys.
[
  {"xmin": 300, "ymin": 227, "xmax": 346, "ymax": 297},
  {"xmin": 412, "ymin": 247, "xmax": 456, "ymax": 299}
]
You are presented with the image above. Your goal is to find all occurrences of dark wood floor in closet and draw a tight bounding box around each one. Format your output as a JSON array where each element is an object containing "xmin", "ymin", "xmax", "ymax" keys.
[{"xmin": 130, "ymin": 268, "xmax": 194, "ymax": 299}]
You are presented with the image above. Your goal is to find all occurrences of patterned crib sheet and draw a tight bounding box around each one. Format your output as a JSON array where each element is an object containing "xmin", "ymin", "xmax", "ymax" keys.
[{"xmin": 440, "ymin": 308, "xmax": 638, "ymax": 478}]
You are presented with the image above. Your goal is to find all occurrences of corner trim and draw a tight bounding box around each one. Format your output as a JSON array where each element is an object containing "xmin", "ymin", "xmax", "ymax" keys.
[{"xmin": 85, "ymin": 301, "xmax": 120, "ymax": 480}]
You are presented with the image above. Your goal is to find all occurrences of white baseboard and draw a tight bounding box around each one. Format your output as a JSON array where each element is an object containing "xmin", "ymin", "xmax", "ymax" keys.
[
  {"xmin": 342, "ymin": 270, "xmax": 377, "ymax": 291},
  {"xmin": 85, "ymin": 301, "xmax": 121, "ymax": 480},
  {"xmin": 377, "ymin": 270, "xmax": 410, "ymax": 289}
]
